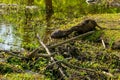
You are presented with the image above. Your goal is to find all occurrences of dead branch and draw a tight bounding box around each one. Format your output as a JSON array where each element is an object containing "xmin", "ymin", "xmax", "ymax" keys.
[
  {"xmin": 46, "ymin": 60, "xmax": 62, "ymax": 69},
  {"xmin": 27, "ymin": 52, "xmax": 55, "ymax": 58},
  {"xmin": 36, "ymin": 34, "xmax": 66, "ymax": 78},
  {"xmin": 101, "ymin": 38, "xmax": 106, "ymax": 49},
  {"xmin": 60, "ymin": 60, "xmax": 114, "ymax": 77},
  {"xmin": 46, "ymin": 60, "xmax": 95, "ymax": 72},
  {"xmin": 104, "ymin": 28, "xmax": 120, "ymax": 30},
  {"xmin": 27, "ymin": 47, "xmax": 42, "ymax": 58},
  {"xmin": 64, "ymin": 61, "xmax": 114, "ymax": 77},
  {"xmin": 61, "ymin": 60, "xmax": 96, "ymax": 72},
  {"xmin": 48, "ymin": 31, "xmax": 95, "ymax": 48},
  {"xmin": 0, "ymin": 49, "xmax": 24, "ymax": 58},
  {"xmin": 36, "ymin": 34, "xmax": 54, "ymax": 61},
  {"xmin": 102, "ymin": 71, "xmax": 114, "ymax": 77},
  {"xmin": 0, "ymin": 49, "xmax": 20, "ymax": 54},
  {"xmin": 37, "ymin": 53, "xmax": 55, "ymax": 58},
  {"xmin": 0, "ymin": 49, "xmax": 54, "ymax": 59}
]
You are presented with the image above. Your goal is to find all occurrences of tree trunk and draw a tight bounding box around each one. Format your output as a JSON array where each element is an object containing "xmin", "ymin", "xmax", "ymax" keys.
[
  {"xmin": 45, "ymin": 0, "xmax": 53, "ymax": 13},
  {"xmin": 27, "ymin": 0, "xmax": 34, "ymax": 6}
]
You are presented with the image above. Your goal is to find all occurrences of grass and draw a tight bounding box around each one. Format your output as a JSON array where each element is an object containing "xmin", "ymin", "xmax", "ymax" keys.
[
  {"xmin": 45, "ymin": 13, "xmax": 120, "ymax": 79},
  {"xmin": 0, "ymin": 13, "xmax": 120, "ymax": 80},
  {"xmin": 54, "ymin": 13, "xmax": 120, "ymax": 45},
  {"xmin": 0, "ymin": 73, "xmax": 44, "ymax": 80}
]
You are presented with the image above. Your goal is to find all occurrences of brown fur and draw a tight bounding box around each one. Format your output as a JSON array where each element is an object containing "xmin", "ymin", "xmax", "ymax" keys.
[
  {"xmin": 70, "ymin": 19, "xmax": 102, "ymax": 34},
  {"xmin": 51, "ymin": 29, "xmax": 73, "ymax": 39},
  {"xmin": 51, "ymin": 19, "xmax": 102, "ymax": 39}
]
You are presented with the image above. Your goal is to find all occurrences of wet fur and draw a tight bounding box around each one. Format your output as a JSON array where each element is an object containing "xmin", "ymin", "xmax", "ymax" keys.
[
  {"xmin": 70, "ymin": 19, "xmax": 102, "ymax": 34},
  {"xmin": 51, "ymin": 19, "xmax": 102, "ymax": 39},
  {"xmin": 51, "ymin": 29, "xmax": 73, "ymax": 39}
]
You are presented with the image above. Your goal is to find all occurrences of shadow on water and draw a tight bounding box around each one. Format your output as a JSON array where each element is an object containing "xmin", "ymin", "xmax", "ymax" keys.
[{"xmin": 0, "ymin": 23, "xmax": 21, "ymax": 51}]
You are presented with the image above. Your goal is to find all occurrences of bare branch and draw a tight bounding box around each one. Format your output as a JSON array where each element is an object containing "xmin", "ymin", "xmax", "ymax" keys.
[
  {"xmin": 49, "ymin": 31, "xmax": 95, "ymax": 48},
  {"xmin": 36, "ymin": 34, "xmax": 66, "ymax": 78},
  {"xmin": 46, "ymin": 60, "xmax": 62, "ymax": 69},
  {"xmin": 61, "ymin": 60, "xmax": 96, "ymax": 72},
  {"xmin": 0, "ymin": 50, "xmax": 24, "ymax": 58},
  {"xmin": 101, "ymin": 38, "xmax": 106, "ymax": 49}
]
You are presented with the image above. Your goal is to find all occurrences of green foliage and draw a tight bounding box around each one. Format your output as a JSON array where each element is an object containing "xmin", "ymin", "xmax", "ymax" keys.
[
  {"xmin": 0, "ymin": 63, "xmax": 13, "ymax": 73},
  {"xmin": 55, "ymin": 55, "xmax": 64, "ymax": 61},
  {"xmin": 7, "ymin": 57, "xmax": 22, "ymax": 65},
  {"xmin": 83, "ymin": 31, "xmax": 103, "ymax": 41},
  {"xmin": 0, "ymin": 38, "xmax": 4, "ymax": 43},
  {"xmin": 22, "ymin": 42, "xmax": 39, "ymax": 51},
  {"xmin": 0, "ymin": 0, "xmax": 120, "ymax": 79},
  {"xmin": 1, "ymin": 0, "xmax": 120, "ymax": 15},
  {"xmin": 109, "ymin": 37, "xmax": 115, "ymax": 48},
  {"xmin": 4, "ymin": 73, "xmax": 44, "ymax": 80}
]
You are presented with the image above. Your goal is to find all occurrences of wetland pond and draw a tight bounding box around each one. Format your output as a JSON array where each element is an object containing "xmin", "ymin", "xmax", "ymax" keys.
[{"xmin": 0, "ymin": 23, "xmax": 21, "ymax": 51}]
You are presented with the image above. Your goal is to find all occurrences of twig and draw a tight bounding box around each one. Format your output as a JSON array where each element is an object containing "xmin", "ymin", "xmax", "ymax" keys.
[
  {"xmin": 102, "ymin": 71, "xmax": 113, "ymax": 77},
  {"xmin": 36, "ymin": 53, "xmax": 55, "ymax": 58},
  {"xmin": 27, "ymin": 48, "xmax": 40, "ymax": 58},
  {"xmin": 61, "ymin": 60, "xmax": 96, "ymax": 72},
  {"xmin": 0, "ymin": 50, "xmax": 20, "ymax": 54},
  {"xmin": 36, "ymin": 34, "xmax": 54, "ymax": 61},
  {"xmin": 36, "ymin": 34, "xmax": 66, "ymax": 78},
  {"xmin": 47, "ymin": 60, "xmax": 96, "ymax": 72},
  {"xmin": 60, "ymin": 60, "xmax": 114, "ymax": 77},
  {"xmin": 46, "ymin": 60, "xmax": 62, "ymax": 69},
  {"xmin": 0, "ymin": 50, "xmax": 24, "ymax": 58},
  {"xmin": 104, "ymin": 28, "xmax": 120, "ymax": 30},
  {"xmin": 48, "ymin": 31, "xmax": 95, "ymax": 48},
  {"xmin": 101, "ymin": 38, "xmax": 106, "ymax": 49}
]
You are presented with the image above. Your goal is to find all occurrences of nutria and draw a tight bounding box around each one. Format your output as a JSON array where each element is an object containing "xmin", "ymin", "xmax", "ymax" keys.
[
  {"xmin": 51, "ymin": 19, "xmax": 102, "ymax": 39},
  {"xmin": 70, "ymin": 19, "xmax": 102, "ymax": 35},
  {"xmin": 51, "ymin": 29, "xmax": 73, "ymax": 39}
]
